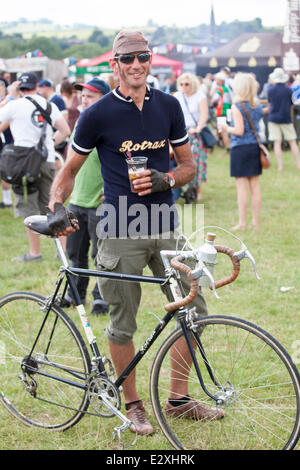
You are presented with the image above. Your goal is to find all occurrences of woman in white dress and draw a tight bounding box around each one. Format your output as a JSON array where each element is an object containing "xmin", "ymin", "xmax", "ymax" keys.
[{"xmin": 174, "ymin": 73, "xmax": 209, "ymax": 201}]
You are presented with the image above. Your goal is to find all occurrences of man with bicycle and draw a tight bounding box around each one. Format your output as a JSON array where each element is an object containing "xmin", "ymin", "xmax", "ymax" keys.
[{"xmin": 48, "ymin": 30, "xmax": 224, "ymax": 435}]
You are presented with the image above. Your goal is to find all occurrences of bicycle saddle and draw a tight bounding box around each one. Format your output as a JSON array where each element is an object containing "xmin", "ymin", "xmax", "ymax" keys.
[{"xmin": 24, "ymin": 215, "xmax": 54, "ymax": 237}]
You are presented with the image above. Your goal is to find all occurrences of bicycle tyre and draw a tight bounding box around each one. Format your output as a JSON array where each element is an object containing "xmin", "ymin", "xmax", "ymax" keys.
[
  {"xmin": 0, "ymin": 291, "xmax": 91, "ymax": 431},
  {"xmin": 150, "ymin": 315, "xmax": 300, "ymax": 450}
]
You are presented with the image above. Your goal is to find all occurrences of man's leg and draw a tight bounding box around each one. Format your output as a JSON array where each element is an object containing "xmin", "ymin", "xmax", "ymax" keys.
[
  {"xmin": 108, "ymin": 339, "xmax": 154, "ymax": 434},
  {"xmin": 168, "ymin": 335, "xmax": 193, "ymax": 399},
  {"xmin": 97, "ymin": 237, "xmax": 154, "ymax": 434},
  {"xmin": 0, "ymin": 180, "xmax": 12, "ymax": 207},
  {"xmin": 26, "ymin": 227, "xmax": 41, "ymax": 255},
  {"xmin": 88, "ymin": 208, "xmax": 109, "ymax": 314},
  {"xmin": 11, "ymin": 190, "xmax": 43, "ymax": 262},
  {"xmin": 65, "ymin": 205, "xmax": 90, "ymax": 304},
  {"xmin": 273, "ymin": 139, "xmax": 283, "ymax": 170},
  {"xmin": 108, "ymin": 340, "xmax": 139, "ymax": 403}
]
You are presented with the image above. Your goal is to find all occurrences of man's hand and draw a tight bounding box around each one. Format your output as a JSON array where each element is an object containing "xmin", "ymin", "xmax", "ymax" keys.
[
  {"xmin": 47, "ymin": 203, "xmax": 79, "ymax": 237},
  {"xmin": 132, "ymin": 142, "xmax": 195, "ymax": 196},
  {"xmin": 132, "ymin": 169, "xmax": 171, "ymax": 195}
]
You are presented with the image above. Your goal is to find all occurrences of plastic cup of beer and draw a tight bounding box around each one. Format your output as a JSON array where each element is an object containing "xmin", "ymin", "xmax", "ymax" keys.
[{"xmin": 126, "ymin": 156, "xmax": 148, "ymax": 193}]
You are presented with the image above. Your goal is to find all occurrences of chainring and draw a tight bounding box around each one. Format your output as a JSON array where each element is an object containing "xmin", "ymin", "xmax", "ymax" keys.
[{"xmin": 87, "ymin": 375, "xmax": 121, "ymax": 418}]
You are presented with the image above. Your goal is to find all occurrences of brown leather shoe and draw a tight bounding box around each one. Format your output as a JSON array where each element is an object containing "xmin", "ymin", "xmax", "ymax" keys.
[
  {"xmin": 165, "ymin": 398, "xmax": 225, "ymax": 421},
  {"xmin": 126, "ymin": 402, "xmax": 154, "ymax": 435}
]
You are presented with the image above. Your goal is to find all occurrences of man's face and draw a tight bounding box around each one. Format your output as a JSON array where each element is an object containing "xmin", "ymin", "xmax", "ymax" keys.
[
  {"xmin": 81, "ymin": 88, "xmax": 103, "ymax": 109},
  {"xmin": 110, "ymin": 51, "xmax": 152, "ymax": 90},
  {"xmin": 38, "ymin": 86, "xmax": 48, "ymax": 98}
]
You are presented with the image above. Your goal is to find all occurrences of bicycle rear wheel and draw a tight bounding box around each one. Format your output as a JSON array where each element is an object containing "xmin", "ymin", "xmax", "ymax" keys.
[
  {"xmin": 0, "ymin": 292, "xmax": 91, "ymax": 430},
  {"xmin": 150, "ymin": 315, "xmax": 300, "ymax": 450}
]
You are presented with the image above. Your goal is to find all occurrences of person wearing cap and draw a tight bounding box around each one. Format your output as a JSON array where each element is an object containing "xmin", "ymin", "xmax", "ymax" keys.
[
  {"xmin": 48, "ymin": 30, "xmax": 223, "ymax": 435},
  {"xmin": 212, "ymin": 71, "xmax": 232, "ymax": 150},
  {"xmin": 267, "ymin": 67, "xmax": 300, "ymax": 171},
  {"xmin": 61, "ymin": 78, "xmax": 110, "ymax": 315},
  {"xmin": 0, "ymin": 72, "xmax": 71, "ymax": 262},
  {"xmin": 38, "ymin": 79, "xmax": 67, "ymax": 116}
]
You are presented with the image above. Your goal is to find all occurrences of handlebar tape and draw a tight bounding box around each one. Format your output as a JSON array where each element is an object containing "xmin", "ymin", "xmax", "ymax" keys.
[
  {"xmin": 211, "ymin": 245, "xmax": 240, "ymax": 289},
  {"xmin": 164, "ymin": 255, "xmax": 199, "ymax": 312},
  {"xmin": 164, "ymin": 245, "xmax": 241, "ymax": 311}
]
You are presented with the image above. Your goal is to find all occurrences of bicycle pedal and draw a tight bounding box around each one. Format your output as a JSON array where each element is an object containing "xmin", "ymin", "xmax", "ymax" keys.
[{"xmin": 110, "ymin": 422, "xmax": 137, "ymax": 450}]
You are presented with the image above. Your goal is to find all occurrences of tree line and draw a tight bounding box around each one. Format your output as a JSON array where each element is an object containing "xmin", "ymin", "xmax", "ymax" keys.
[{"xmin": 0, "ymin": 18, "xmax": 281, "ymax": 60}]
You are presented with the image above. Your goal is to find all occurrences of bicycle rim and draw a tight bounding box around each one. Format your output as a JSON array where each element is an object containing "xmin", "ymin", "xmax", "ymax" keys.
[
  {"xmin": 150, "ymin": 315, "xmax": 300, "ymax": 450},
  {"xmin": 0, "ymin": 292, "xmax": 91, "ymax": 430}
]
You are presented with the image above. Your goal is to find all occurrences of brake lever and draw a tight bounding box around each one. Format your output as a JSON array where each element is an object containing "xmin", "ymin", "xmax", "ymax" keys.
[
  {"xmin": 234, "ymin": 248, "xmax": 260, "ymax": 280},
  {"xmin": 191, "ymin": 263, "xmax": 220, "ymax": 299},
  {"xmin": 203, "ymin": 266, "xmax": 220, "ymax": 299}
]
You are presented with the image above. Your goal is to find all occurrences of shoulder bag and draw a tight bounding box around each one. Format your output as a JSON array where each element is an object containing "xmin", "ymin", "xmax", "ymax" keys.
[
  {"xmin": 0, "ymin": 98, "xmax": 52, "ymax": 199},
  {"xmin": 240, "ymin": 102, "xmax": 271, "ymax": 169},
  {"xmin": 182, "ymin": 92, "xmax": 217, "ymax": 149}
]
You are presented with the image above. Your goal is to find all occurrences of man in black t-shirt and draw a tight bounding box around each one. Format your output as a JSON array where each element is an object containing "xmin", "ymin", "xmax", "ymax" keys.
[{"xmin": 48, "ymin": 30, "xmax": 224, "ymax": 435}]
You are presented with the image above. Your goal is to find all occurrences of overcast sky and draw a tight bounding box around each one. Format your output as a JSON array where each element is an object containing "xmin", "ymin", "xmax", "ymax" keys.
[{"xmin": 0, "ymin": 0, "xmax": 291, "ymax": 29}]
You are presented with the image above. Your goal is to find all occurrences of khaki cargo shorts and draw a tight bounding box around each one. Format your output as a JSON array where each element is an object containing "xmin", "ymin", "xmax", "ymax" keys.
[
  {"xmin": 14, "ymin": 161, "xmax": 55, "ymax": 218},
  {"xmin": 268, "ymin": 122, "xmax": 297, "ymax": 142},
  {"xmin": 96, "ymin": 230, "xmax": 208, "ymax": 345}
]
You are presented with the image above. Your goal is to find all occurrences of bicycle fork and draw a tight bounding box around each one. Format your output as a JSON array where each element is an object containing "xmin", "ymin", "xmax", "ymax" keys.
[{"xmin": 178, "ymin": 315, "xmax": 224, "ymax": 404}]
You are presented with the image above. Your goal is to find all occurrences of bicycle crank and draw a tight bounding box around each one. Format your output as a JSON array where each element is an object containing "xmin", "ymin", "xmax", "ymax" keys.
[{"xmin": 87, "ymin": 375, "xmax": 121, "ymax": 418}]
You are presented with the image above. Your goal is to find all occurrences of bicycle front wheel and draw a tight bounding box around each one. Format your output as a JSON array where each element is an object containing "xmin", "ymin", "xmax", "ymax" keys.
[
  {"xmin": 150, "ymin": 315, "xmax": 300, "ymax": 450},
  {"xmin": 0, "ymin": 292, "xmax": 91, "ymax": 430}
]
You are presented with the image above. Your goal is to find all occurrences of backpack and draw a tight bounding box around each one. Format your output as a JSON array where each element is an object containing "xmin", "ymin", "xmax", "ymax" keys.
[{"xmin": 0, "ymin": 99, "xmax": 51, "ymax": 201}]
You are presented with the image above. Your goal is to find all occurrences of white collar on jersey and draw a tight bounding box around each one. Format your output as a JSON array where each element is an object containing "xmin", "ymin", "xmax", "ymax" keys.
[{"xmin": 112, "ymin": 85, "xmax": 151, "ymax": 103}]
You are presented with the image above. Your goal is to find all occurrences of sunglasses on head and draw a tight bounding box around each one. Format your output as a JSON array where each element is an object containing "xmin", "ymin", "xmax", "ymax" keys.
[{"xmin": 114, "ymin": 52, "xmax": 151, "ymax": 65}]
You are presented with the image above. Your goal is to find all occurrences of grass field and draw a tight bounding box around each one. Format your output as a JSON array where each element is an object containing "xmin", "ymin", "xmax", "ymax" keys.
[{"xmin": 0, "ymin": 146, "xmax": 300, "ymax": 450}]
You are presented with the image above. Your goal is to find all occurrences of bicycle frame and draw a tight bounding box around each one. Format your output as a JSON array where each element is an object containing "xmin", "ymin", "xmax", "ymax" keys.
[{"xmin": 25, "ymin": 236, "xmax": 221, "ymax": 404}]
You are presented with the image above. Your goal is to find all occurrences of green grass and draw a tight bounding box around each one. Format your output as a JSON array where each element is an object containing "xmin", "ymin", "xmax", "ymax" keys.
[{"xmin": 0, "ymin": 146, "xmax": 300, "ymax": 450}]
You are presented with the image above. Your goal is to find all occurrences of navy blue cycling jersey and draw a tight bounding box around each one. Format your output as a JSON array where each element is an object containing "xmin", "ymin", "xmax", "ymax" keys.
[{"xmin": 72, "ymin": 86, "xmax": 189, "ymax": 237}]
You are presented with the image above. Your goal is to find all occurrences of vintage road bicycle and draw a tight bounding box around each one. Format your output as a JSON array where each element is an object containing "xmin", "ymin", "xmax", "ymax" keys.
[{"xmin": 0, "ymin": 215, "xmax": 300, "ymax": 450}]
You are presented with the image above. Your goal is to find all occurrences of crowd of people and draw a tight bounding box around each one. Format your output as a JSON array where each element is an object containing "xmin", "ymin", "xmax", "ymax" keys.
[
  {"xmin": 1, "ymin": 62, "xmax": 300, "ymax": 229},
  {"xmin": 1, "ymin": 29, "xmax": 300, "ymax": 436}
]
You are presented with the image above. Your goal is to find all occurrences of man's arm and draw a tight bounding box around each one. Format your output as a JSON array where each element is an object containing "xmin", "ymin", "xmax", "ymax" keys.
[
  {"xmin": 0, "ymin": 120, "xmax": 10, "ymax": 133},
  {"xmin": 49, "ymin": 147, "xmax": 88, "ymax": 208},
  {"xmin": 48, "ymin": 147, "xmax": 89, "ymax": 236},
  {"xmin": 171, "ymin": 141, "xmax": 196, "ymax": 186}
]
